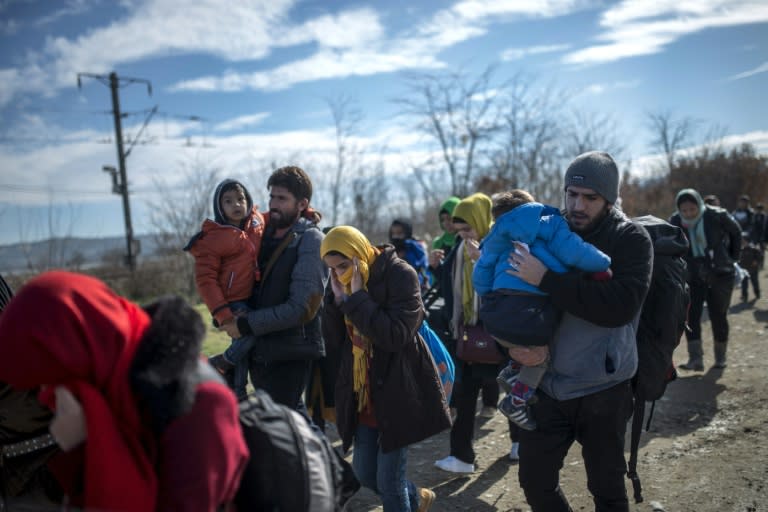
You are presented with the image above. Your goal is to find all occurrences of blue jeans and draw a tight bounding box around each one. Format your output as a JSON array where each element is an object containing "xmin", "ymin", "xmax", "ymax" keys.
[
  {"xmin": 224, "ymin": 301, "xmax": 255, "ymax": 399},
  {"xmin": 352, "ymin": 424, "xmax": 419, "ymax": 512}
]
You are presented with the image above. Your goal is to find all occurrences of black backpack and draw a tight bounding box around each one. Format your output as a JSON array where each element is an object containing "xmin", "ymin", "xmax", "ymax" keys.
[
  {"xmin": 235, "ymin": 389, "xmax": 359, "ymax": 511},
  {"xmin": 627, "ymin": 215, "xmax": 691, "ymax": 503}
]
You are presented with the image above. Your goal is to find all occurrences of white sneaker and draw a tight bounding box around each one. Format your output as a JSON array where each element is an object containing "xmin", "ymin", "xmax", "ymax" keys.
[
  {"xmin": 434, "ymin": 455, "xmax": 475, "ymax": 474},
  {"xmin": 509, "ymin": 442, "xmax": 519, "ymax": 461}
]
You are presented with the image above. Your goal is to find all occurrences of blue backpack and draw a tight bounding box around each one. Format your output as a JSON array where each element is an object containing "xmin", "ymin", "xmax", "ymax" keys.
[{"xmin": 418, "ymin": 320, "xmax": 455, "ymax": 403}]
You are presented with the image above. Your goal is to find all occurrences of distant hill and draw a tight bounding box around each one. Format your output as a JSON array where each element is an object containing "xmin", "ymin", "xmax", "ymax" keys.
[{"xmin": 0, "ymin": 234, "xmax": 162, "ymax": 273}]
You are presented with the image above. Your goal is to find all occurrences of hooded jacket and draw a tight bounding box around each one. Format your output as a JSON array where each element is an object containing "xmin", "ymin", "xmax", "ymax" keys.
[
  {"xmin": 322, "ymin": 247, "xmax": 451, "ymax": 453},
  {"xmin": 185, "ymin": 179, "xmax": 265, "ymax": 325},
  {"xmin": 0, "ymin": 272, "xmax": 248, "ymax": 511},
  {"xmin": 473, "ymin": 202, "xmax": 611, "ymax": 296},
  {"xmin": 537, "ymin": 208, "xmax": 653, "ymax": 400},
  {"xmin": 432, "ymin": 197, "xmax": 461, "ymax": 251}
]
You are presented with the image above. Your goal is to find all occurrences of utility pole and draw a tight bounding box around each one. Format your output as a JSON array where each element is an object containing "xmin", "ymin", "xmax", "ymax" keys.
[{"xmin": 77, "ymin": 71, "xmax": 152, "ymax": 272}]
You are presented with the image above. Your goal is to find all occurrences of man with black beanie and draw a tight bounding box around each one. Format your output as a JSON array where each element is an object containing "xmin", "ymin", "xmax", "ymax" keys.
[{"xmin": 507, "ymin": 151, "xmax": 653, "ymax": 511}]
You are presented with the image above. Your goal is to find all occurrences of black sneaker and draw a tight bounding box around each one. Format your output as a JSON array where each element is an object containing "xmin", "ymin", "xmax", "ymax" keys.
[{"xmin": 208, "ymin": 353, "xmax": 235, "ymax": 376}]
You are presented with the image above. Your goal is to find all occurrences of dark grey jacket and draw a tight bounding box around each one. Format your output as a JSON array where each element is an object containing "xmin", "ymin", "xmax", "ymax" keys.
[
  {"xmin": 244, "ymin": 218, "xmax": 328, "ymax": 362},
  {"xmin": 669, "ymin": 206, "xmax": 742, "ymax": 279}
]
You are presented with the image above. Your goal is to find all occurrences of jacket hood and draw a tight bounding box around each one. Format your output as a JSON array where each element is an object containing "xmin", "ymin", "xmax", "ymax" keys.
[
  {"xmin": 390, "ymin": 218, "xmax": 414, "ymax": 240},
  {"xmin": 212, "ymin": 179, "xmax": 253, "ymax": 226},
  {"xmin": 439, "ymin": 196, "xmax": 461, "ymax": 220},
  {"xmin": 493, "ymin": 202, "xmax": 560, "ymax": 244}
]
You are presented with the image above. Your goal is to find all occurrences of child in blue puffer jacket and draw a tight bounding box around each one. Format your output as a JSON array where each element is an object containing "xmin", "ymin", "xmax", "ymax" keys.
[{"xmin": 473, "ymin": 190, "xmax": 611, "ymax": 430}]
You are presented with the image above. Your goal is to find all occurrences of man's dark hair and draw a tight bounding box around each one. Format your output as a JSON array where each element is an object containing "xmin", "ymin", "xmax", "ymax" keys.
[
  {"xmin": 491, "ymin": 189, "xmax": 535, "ymax": 219},
  {"xmin": 267, "ymin": 166, "xmax": 313, "ymax": 202}
]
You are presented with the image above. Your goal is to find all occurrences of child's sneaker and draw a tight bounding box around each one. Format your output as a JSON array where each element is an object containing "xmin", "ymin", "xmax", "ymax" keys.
[
  {"xmin": 498, "ymin": 381, "xmax": 536, "ymax": 430},
  {"xmin": 496, "ymin": 362, "xmax": 521, "ymax": 393}
]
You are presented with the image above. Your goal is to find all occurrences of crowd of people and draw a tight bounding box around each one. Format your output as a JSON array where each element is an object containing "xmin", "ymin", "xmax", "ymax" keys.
[{"xmin": 1, "ymin": 153, "xmax": 766, "ymax": 511}]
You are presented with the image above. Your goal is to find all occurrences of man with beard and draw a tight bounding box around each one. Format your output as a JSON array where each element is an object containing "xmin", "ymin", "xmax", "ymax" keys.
[
  {"xmin": 507, "ymin": 151, "xmax": 653, "ymax": 512},
  {"xmin": 221, "ymin": 166, "xmax": 328, "ymax": 412}
]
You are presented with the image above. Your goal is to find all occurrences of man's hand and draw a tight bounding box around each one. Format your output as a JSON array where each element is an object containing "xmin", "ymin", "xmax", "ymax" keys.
[
  {"xmin": 508, "ymin": 345, "xmax": 549, "ymax": 366},
  {"xmin": 220, "ymin": 317, "xmax": 241, "ymax": 339},
  {"xmin": 506, "ymin": 241, "xmax": 547, "ymax": 286},
  {"xmin": 50, "ymin": 386, "xmax": 87, "ymax": 452}
]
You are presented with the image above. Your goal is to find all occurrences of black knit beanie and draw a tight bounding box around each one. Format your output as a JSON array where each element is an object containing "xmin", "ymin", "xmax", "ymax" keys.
[{"xmin": 563, "ymin": 151, "xmax": 620, "ymax": 204}]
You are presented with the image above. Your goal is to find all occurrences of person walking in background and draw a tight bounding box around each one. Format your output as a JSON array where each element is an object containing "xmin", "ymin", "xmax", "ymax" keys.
[
  {"xmin": 220, "ymin": 166, "xmax": 328, "ymax": 412},
  {"xmin": 670, "ymin": 188, "xmax": 742, "ymax": 370},
  {"xmin": 731, "ymin": 194, "xmax": 754, "ymax": 232},
  {"xmin": 750, "ymin": 203, "xmax": 766, "ymax": 269},
  {"xmin": 431, "ymin": 193, "xmax": 518, "ymax": 473},
  {"xmin": 739, "ymin": 234, "xmax": 761, "ymax": 302},
  {"xmin": 389, "ymin": 219, "xmax": 430, "ymax": 292},
  {"xmin": 0, "ymin": 271, "xmax": 248, "ymax": 511},
  {"xmin": 321, "ymin": 226, "xmax": 450, "ymax": 512},
  {"xmin": 509, "ymin": 151, "xmax": 653, "ymax": 511},
  {"xmin": 185, "ymin": 178, "xmax": 265, "ymax": 400},
  {"xmin": 473, "ymin": 189, "xmax": 612, "ymax": 431}
]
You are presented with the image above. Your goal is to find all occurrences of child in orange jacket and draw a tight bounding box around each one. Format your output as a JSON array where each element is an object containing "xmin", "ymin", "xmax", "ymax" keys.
[{"xmin": 185, "ymin": 178, "xmax": 265, "ymax": 399}]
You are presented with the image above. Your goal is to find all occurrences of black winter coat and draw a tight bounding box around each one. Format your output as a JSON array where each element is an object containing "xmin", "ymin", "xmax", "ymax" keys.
[
  {"xmin": 323, "ymin": 246, "xmax": 452, "ymax": 453},
  {"xmin": 669, "ymin": 206, "xmax": 742, "ymax": 281}
]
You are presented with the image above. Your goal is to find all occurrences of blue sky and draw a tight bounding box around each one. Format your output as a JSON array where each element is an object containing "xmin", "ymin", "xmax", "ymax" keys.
[{"xmin": 1, "ymin": 0, "xmax": 767, "ymax": 245}]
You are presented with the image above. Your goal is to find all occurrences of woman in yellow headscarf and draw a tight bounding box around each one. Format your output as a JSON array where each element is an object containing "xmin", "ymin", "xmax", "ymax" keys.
[
  {"xmin": 430, "ymin": 193, "xmax": 519, "ymax": 473},
  {"xmin": 320, "ymin": 226, "xmax": 450, "ymax": 512}
]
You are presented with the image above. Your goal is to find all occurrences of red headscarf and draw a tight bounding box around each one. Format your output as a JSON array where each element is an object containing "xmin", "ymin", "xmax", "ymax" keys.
[{"xmin": 0, "ymin": 271, "xmax": 157, "ymax": 510}]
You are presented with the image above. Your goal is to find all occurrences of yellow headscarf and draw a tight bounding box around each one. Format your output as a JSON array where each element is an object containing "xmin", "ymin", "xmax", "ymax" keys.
[
  {"xmin": 451, "ymin": 193, "xmax": 493, "ymax": 324},
  {"xmin": 319, "ymin": 226, "xmax": 380, "ymax": 413}
]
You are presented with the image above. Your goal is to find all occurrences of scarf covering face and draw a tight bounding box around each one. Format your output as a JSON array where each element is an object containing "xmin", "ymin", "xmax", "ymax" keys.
[
  {"xmin": 676, "ymin": 188, "xmax": 707, "ymax": 258},
  {"xmin": 451, "ymin": 193, "xmax": 493, "ymax": 325},
  {"xmin": 0, "ymin": 271, "xmax": 157, "ymax": 511},
  {"xmin": 433, "ymin": 196, "xmax": 461, "ymax": 249},
  {"xmin": 320, "ymin": 226, "xmax": 381, "ymax": 413}
]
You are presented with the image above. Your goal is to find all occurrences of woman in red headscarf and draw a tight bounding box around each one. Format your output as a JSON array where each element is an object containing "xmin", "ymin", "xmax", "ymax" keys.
[{"xmin": 0, "ymin": 271, "xmax": 248, "ymax": 511}]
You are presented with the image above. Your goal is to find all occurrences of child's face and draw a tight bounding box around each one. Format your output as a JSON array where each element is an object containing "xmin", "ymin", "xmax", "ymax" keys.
[{"xmin": 221, "ymin": 188, "xmax": 248, "ymax": 224}]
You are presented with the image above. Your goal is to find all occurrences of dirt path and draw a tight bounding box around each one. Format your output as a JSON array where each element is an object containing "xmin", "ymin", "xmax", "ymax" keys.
[{"xmin": 343, "ymin": 271, "xmax": 768, "ymax": 511}]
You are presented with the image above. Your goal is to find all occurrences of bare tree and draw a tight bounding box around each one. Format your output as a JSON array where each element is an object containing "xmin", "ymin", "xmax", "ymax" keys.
[
  {"xmin": 396, "ymin": 66, "xmax": 503, "ymax": 197},
  {"xmin": 326, "ymin": 94, "xmax": 363, "ymax": 226},
  {"xmin": 482, "ymin": 75, "xmax": 568, "ymax": 204},
  {"xmin": 351, "ymin": 157, "xmax": 388, "ymax": 239},
  {"xmin": 647, "ymin": 110, "xmax": 699, "ymax": 172},
  {"xmin": 15, "ymin": 194, "xmax": 81, "ymax": 272},
  {"xmin": 146, "ymin": 154, "xmax": 222, "ymax": 296},
  {"xmin": 563, "ymin": 110, "xmax": 627, "ymax": 161}
]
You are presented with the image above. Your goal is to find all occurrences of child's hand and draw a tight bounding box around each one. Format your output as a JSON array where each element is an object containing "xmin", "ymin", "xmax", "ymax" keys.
[{"xmin": 50, "ymin": 386, "xmax": 87, "ymax": 451}]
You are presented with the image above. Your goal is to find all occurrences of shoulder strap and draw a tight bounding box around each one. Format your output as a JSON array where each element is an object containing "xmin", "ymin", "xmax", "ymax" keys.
[
  {"xmin": 627, "ymin": 398, "xmax": 646, "ymax": 504},
  {"xmin": 261, "ymin": 231, "xmax": 299, "ymax": 283}
]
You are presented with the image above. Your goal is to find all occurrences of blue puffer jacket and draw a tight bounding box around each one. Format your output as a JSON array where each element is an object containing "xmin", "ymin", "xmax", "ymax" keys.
[{"xmin": 473, "ymin": 203, "xmax": 611, "ymax": 296}]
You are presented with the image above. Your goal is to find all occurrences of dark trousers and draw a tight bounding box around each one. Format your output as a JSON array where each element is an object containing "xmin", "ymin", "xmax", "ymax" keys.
[
  {"xmin": 687, "ymin": 274, "xmax": 734, "ymax": 343},
  {"xmin": 518, "ymin": 381, "xmax": 634, "ymax": 512},
  {"xmin": 248, "ymin": 359, "xmax": 311, "ymax": 413},
  {"xmin": 741, "ymin": 268, "xmax": 760, "ymax": 299},
  {"xmin": 450, "ymin": 363, "xmax": 515, "ymax": 463}
]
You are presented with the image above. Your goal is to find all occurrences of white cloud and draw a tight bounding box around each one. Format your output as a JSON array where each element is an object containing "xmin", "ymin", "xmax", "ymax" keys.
[
  {"xmin": 726, "ymin": 61, "xmax": 768, "ymax": 81},
  {"xmin": 501, "ymin": 43, "xmax": 571, "ymax": 61},
  {"xmin": 581, "ymin": 79, "xmax": 640, "ymax": 95},
  {"xmin": 564, "ymin": 1, "xmax": 768, "ymax": 65},
  {"xmin": 35, "ymin": 0, "xmax": 98, "ymax": 26},
  {"xmin": 171, "ymin": 1, "xmax": 592, "ymax": 93},
  {"xmin": 213, "ymin": 113, "xmax": 270, "ymax": 132}
]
